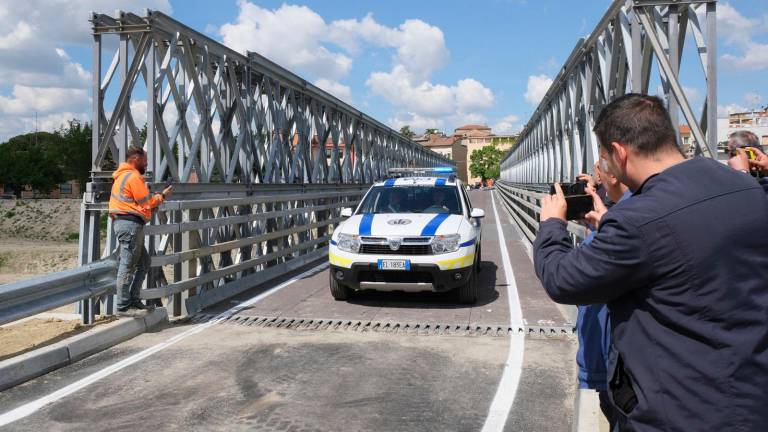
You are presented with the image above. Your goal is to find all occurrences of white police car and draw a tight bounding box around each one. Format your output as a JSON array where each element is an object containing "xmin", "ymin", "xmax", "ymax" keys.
[{"xmin": 329, "ymin": 168, "xmax": 485, "ymax": 303}]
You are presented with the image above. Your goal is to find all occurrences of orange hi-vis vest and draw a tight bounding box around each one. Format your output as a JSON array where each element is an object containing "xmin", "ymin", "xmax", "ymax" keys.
[{"xmin": 108, "ymin": 163, "xmax": 164, "ymax": 223}]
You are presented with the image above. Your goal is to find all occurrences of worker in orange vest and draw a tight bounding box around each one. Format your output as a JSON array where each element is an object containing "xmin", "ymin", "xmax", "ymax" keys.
[{"xmin": 109, "ymin": 145, "xmax": 172, "ymax": 313}]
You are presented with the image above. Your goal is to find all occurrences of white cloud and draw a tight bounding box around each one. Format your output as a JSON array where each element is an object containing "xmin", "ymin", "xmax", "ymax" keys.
[
  {"xmin": 721, "ymin": 41, "xmax": 768, "ymax": 70},
  {"xmin": 717, "ymin": 103, "xmax": 749, "ymax": 117},
  {"xmin": 314, "ymin": 79, "xmax": 352, "ymax": 104},
  {"xmin": 0, "ymin": 111, "xmax": 88, "ymax": 141},
  {"xmin": 220, "ymin": 2, "xmax": 352, "ymax": 80},
  {"xmin": 367, "ymin": 67, "xmax": 494, "ymax": 119},
  {"xmin": 0, "ymin": 0, "xmax": 172, "ymax": 141},
  {"xmin": 717, "ymin": 3, "xmax": 768, "ymax": 70},
  {"xmin": 524, "ymin": 74, "xmax": 553, "ymax": 105},
  {"xmin": 219, "ymin": 2, "xmax": 494, "ymax": 133},
  {"xmin": 493, "ymin": 114, "xmax": 522, "ymax": 135},
  {"xmin": 0, "ymin": 86, "xmax": 89, "ymax": 116}
]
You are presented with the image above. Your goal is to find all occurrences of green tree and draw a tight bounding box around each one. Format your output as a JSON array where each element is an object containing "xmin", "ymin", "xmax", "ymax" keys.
[
  {"xmin": 399, "ymin": 125, "xmax": 415, "ymax": 139},
  {"xmin": 0, "ymin": 132, "xmax": 64, "ymax": 195},
  {"xmin": 55, "ymin": 120, "xmax": 92, "ymax": 190},
  {"xmin": 469, "ymin": 144, "xmax": 505, "ymax": 181},
  {"xmin": 424, "ymin": 128, "xmax": 439, "ymax": 136}
]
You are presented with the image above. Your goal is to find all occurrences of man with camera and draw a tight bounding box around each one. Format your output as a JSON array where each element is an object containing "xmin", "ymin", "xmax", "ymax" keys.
[
  {"xmin": 534, "ymin": 94, "xmax": 768, "ymax": 431},
  {"xmin": 726, "ymin": 130, "xmax": 768, "ymax": 192}
]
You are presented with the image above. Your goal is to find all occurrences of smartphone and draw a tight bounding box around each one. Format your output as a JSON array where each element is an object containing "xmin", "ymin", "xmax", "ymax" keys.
[{"xmin": 549, "ymin": 181, "xmax": 593, "ymax": 220}]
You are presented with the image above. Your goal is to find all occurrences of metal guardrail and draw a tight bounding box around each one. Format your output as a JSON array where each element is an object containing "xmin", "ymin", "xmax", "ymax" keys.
[
  {"xmin": 495, "ymin": 181, "xmax": 587, "ymax": 244},
  {"xmin": 0, "ymin": 256, "xmax": 117, "ymax": 326}
]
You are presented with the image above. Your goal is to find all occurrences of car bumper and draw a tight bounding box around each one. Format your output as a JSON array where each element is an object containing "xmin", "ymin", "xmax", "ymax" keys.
[{"xmin": 329, "ymin": 262, "xmax": 473, "ymax": 292}]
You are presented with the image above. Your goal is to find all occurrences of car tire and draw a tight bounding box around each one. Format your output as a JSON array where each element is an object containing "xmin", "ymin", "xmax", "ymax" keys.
[
  {"xmin": 458, "ymin": 270, "xmax": 478, "ymax": 304},
  {"xmin": 329, "ymin": 272, "xmax": 350, "ymax": 301}
]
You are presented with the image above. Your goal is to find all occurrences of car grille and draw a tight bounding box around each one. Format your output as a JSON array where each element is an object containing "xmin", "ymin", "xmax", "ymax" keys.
[
  {"xmin": 359, "ymin": 244, "xmax": 432, "ymax": 255},
  {"xmin": 358, "ymin": 270, "xmax": 433, "ymax": 283}
]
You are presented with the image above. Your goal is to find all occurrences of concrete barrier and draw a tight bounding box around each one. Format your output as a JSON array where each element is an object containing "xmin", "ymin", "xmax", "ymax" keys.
[{"xmin": 0, "ymin": 308, "xmax": 167, "ymax": 391}]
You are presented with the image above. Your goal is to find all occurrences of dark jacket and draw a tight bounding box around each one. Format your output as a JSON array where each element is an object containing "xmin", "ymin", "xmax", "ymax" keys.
[
  {"xmin": 534, "ymin": 157, "xmax": 768, "ymax": 431},
  {"xmin": 576, "ymin": 191, "xmax": 632, "ymax": 390}
]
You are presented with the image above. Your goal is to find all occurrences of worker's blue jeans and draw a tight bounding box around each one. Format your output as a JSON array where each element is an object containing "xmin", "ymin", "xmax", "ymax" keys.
[{"xmin": 114, "ymin": 219, "xmax": 149, "ymax": 309}]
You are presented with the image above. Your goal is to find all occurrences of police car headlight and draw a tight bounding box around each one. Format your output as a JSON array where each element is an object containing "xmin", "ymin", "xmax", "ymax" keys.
[
  {"xmin": 337, "ymin": 233, "xmax": 361, "ymax": 253},
  {"xmin": 431, "ymin": 234, "xmax": 460, "ymax": 254}
]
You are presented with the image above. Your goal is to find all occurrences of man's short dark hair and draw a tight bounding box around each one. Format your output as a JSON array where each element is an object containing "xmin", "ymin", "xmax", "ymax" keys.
[
  {"xmin": 126, "ymin": 145, "xmax": 145, "ymax": 159},
  {"xmin": 593, "ymin": 93, "xmax": 678, "ymax": 155},
  {"xmin": 727, "ymin": 130, "xmax": 759, "ymax": 151}
]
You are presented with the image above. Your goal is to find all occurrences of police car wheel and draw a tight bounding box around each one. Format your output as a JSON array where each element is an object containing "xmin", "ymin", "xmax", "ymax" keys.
[
  {"xmin": 329, "ymin": 272, "xmax": 350, "ymax": 301},
  {"xmin": 457, "ymin": 271, "xmax": 478, "ymax": 304}
]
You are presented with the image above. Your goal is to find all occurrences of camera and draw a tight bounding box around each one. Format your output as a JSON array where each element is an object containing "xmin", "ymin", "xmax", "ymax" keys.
[
  {"xmin": 549, "ymin": 181, "xmax": 592, "ymax": 220},
  {"xmin": 729, "ymin": 147, "xmax": 757, "ymax": 160}
]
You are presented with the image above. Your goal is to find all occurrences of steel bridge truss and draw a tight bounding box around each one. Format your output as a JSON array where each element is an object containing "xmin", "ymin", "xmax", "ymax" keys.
[
  {"xmin": 90, "ymin": 10, "xmax": 450, "ymax": 184},
  {"xmin": 501, "ymin": 0, "xmax": 717, "ymax": 183},
  {"xmin": 76, "ymin": 10, "xmax": 451, "ymax": 321}
]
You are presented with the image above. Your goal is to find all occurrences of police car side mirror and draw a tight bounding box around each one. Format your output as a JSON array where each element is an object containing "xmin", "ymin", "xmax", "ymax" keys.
[
  {"xmin": 470, "ymin": 208, "xmax": 485, "ymax": 218},
  {"xmin": 341, "ymin": 208, "xmax": 353, "ymax": 218}
]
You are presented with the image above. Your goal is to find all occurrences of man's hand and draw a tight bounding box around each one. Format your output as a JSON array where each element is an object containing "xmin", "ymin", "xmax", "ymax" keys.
[
  {"xmin": 728, "ymin": 148, "xmax": 751, "ymax": 171},
  {"xmin": 577, "ymin": 173, "xmax": 596, "ymax": 189},
  {"xmin": 540, "ymin": 182, "xmax": 567, "ymax": 222},
  {"xmin": 161, "ymin": 185, "xmax": 173, "ymax": 198},
  {"xmin": 584, "ymin": 184, "xmax": 608, "ymax": 229},
  {"xmin": 747, "ymin": 146, "xmax": 768, "ymax": 175}
]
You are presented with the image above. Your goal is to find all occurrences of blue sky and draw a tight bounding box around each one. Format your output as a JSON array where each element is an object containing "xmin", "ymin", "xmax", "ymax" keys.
[{"xmin": 0, "ymin": 0, "xmax": 766, "ymax": 141}]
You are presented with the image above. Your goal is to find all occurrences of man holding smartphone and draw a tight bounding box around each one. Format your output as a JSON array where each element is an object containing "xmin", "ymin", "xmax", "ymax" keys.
[
  {"xmin": 109, "ymin": 145, "xmax": 173, "ymax": 313},
  {"xmin": 534, "ymin": 94, "xmax": 768, "ymax": 431}
]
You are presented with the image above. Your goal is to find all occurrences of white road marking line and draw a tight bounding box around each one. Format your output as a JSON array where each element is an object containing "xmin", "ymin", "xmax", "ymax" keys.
[
  {"xmin": 0, "ymin": 262, "xmax": 329, "ymax": 427},
  {"xmin": 481, "ymin": 191, "xmax": 526, "ymax": 432}
]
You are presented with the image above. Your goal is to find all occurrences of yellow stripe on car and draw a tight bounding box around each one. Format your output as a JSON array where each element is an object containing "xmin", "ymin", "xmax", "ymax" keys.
[
  {"xmin": 329, "ymin": 252, "xmax": 353, "ymax": 268},
  {"xmin": 437, "ymin": 253, "xmax": 475, "ymax": 270}
]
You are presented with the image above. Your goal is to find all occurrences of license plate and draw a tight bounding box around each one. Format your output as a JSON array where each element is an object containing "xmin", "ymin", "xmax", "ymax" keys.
[{"xmin": 377, "ymin": 259, "xmax": 411, "ymax": 270}]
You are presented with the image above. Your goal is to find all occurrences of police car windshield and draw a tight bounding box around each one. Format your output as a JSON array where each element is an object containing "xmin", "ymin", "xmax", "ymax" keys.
[{"xmin": 357, "ymin": 185, "xmax": 461, "ymax": 215}]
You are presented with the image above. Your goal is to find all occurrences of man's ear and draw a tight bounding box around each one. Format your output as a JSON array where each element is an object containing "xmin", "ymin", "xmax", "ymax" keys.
[{"xmin": 611, "ymin": 141, "xmax": 628, "ymax": 167}]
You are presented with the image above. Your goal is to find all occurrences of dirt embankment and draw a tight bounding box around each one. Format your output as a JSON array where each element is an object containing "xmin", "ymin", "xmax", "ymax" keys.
[{"xmin": 0, "ymin": 199, "xmax": 83, "ymax": 285}]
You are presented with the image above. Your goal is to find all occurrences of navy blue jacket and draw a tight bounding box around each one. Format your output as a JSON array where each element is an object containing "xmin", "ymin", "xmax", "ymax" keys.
[
  {"xmin": 576, "ymin": 191, "xmax": 632, "ymax": 390},
  {"xmin": 534, "ymin": 157, "xmax": 768, "ymax": 431}
]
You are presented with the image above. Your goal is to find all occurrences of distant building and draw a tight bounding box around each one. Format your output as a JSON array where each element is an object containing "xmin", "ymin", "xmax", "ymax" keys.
[
  {"xmin": 679, "ymin": 125, "xmax": 696, "ymax": 158},
  {"xmin": 452, "ymin": 124, "xmax": 517, "ymax": 184},
  {"xmin": 9, "ymin": 180, "xmax": 82, "ymax": 199}
]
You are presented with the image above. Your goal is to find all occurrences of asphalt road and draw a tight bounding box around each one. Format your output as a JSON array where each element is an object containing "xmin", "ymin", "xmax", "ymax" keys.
[{"xmin": 0, "ymin": 190, "xmax": 577, "ymax": 431}]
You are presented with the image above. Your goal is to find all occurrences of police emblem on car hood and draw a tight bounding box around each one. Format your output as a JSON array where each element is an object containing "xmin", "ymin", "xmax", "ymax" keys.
[
  {"xmin": 388, "ymin": 238, "xmax": 402, "ymax": 250},
  {"xmin": 387, "ymin": 218, "xmax": 412, "ymax": 225}
]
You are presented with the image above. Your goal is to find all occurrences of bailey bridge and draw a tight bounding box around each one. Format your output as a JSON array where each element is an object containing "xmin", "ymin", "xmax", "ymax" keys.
[{"xmin": 0, "ymin": 1, "xmax": 717, "ymax": 430}]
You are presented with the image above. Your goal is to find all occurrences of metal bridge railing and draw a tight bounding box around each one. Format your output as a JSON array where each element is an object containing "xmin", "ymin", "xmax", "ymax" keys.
[
  {"xmin": 138, "ymin": 183, "xmax": 368, "ymax": 315},
  {"xmin": 0, "ymin": 256, "xmax": 117, "ymax": 326},
  {"xmin": 495, "ymin": 181, "xmax": 587, "ymax": 245}
]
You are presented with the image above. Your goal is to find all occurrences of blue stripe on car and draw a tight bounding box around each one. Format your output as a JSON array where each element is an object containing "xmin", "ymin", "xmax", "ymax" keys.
[
  {"xmin": 435, "ymin": 178, "xmax": 446, "ymax": 186},
  {"xmin": 330, "ymin": 239, "xmax": 338, "ymax": 246},
  {"xmin": 384, "ymin": 179, "xmax": 396, "ymax": 187},
  {"xmin": 359, "ymin": 213, "xmax": 374, "ymax": 235},
  {"xmin": 421, "ymin": 213, "xmax": 450, "ymax": 236},
  {"xmin": 459, "ymin": 238, "xmax": 476, "ymax": 247}
]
